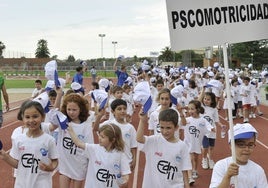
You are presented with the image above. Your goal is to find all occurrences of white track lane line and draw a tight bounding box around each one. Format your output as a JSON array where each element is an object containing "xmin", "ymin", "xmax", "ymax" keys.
[{"xmin": 1, "ymin": 120, "xmax": 20, "ymax": 129}]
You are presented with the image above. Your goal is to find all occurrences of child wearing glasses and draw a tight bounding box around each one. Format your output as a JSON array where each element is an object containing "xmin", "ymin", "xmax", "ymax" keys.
[{"xmin": 209, "ymin": 123, "xmax": 268, "ymax": 188}]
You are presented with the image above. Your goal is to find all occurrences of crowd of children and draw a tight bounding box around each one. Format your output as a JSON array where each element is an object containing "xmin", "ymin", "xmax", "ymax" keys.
[{"xmin": 0, "ymin": 59, "xmax": 268, "ymax": 187}]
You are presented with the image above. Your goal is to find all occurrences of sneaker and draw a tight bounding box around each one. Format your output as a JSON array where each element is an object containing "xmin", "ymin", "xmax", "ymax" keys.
[
  {"xmin": 243, "ymin": 118, "xmax": 249, "ymax": 123},
  {"xmin": 192, "ymin": 171, "xmax": 198, "ymax": 179},
  {"xmin": 252, "ymin": 114, "xmax": 256, "ymax": 118},
  {"xmin": 189, "ymin": 178, "xmax": 195, "ymax": 186},
  {"xmin": 209, "ymin": 160, "xmax": 215, "ymax": 169},
  {"xmin": 249, "ymin": 114, "xmax": 253, "ymax": 118},
  {"xmin": 258, "ymin": 112, "xmax": 263, "ymax": 116},
  {"xmin": 202, "ymin": 158, "xmax": 209, "ymax": 169}
]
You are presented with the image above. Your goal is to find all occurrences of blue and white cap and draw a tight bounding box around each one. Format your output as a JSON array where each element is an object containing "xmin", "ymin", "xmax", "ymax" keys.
[
  {"xmin": 228, "ymin": 123, "xmax": 257, "ymax": 142},
  {"xmin": 32, "ymin": 92, "xmax": 50, "ymax": 113},
  {"xmin": 91, "ymin": 89, "xmax": 108, "ymax": 110},
  {"xmin": 71, "ymin": 82, "xmax": 84, "ymax": 93},
  {"xmin": 44, "ymin": 60, "xmax": 57, "ymax": 80},
  {"xmin": 98, "ymin": 78, "xmax": 110, "ymax": 92},
  {"xmin": 56, "ymin": 111, "xmax": 69, "ymax": 130},
  {"xmin": 170, "ymin": 85, "xmax": 184, "ymax": 105},
  {"xmin": 133, "ymin": 81, "xmax": 152, "ymax": 114},
  {"xmin": 206, "ymin": 79, "xmax": 221, "ymax": 89},
  {"xmin": 80, "ymin": 61, "xmax": 87, "ymax": 67}
]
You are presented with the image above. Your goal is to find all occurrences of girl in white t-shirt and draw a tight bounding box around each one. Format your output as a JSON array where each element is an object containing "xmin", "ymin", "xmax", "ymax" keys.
[
  {"xmin": 0, "ymin": 101, "xmax": 58, "ymax": 188},
  {"xmin": 57, "ymin": 93, "xmax": 94, "ymax": 188},
  {"xmin": 148, "ymin": 88, "xmax": 172, "ymax": 135},
  {"xmin": 68, "ymin": 123, "xmax": 131, "ymax": 188},
  {"xmin": 181, "ymin": 100, "xmax": 214, "ymax": 185},
  {"xmin": 198, "ymin": 89, "xmax": 226, "ymax": 170}
]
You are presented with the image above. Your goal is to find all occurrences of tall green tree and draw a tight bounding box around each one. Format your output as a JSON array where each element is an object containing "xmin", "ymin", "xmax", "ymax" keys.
[
  {"xmin": 35, "ymin": 39, "xmax": 50, "ymax": 58},
  {"xmin": 158, "ymin": 46, "xmax": 174, "ymax": 62},
  {"xmin": 67, "ymin": 55, "xmax": 75, "ymax": 62},
  {"xmin": 0, "ymin": 41, "xmax": 6, "ymax": 58},
  {"xmin": 231, "ymin": 40, "xmax": 268, "ymax": 69}
]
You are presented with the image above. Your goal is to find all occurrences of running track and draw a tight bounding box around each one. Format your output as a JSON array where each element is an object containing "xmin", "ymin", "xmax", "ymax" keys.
[{"xmin": 0, "ymin": 78, "xmax": 268, "ymax": 187}]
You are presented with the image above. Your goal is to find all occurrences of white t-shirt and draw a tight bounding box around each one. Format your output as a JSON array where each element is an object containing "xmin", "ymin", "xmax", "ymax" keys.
[
  {"xmin": 148, "ymin": 106, "xmax": 162, "ymax": 134},
  {"xmin": 182, "ymin": 116, "xmax": 213, "ymax": 154},
  {"xmin": 122, "ymin": 92, "xmax": 134, "ymax": 116},
  {"xmin": 84, "ymin": 144, "xmax": 131, "ymax": 188},
  {"xmin": 10, "ymin": 133, "xmax": 58, "ymax": 188},
  {"xmin": 210, "ymin": 157, "xmax": 268, "ymax": 188},
  {"xmin": 31, "ymin": 88, "xmax": 43, "ymax": 98},
  {"xmin": 11, "ymin": 126, "xmax": 28, "ymax": 177},
  {"xmin": 100, "ymin": 119, "xmax": 137, "ymax": 164},
  {"xmin": 202, "ymin": 105, "xmax": 219, "ymax": 139},
  {"xmin": 57, "ymin": 118, "xmax": 94, "ymax": 180},
  {"xmin": 138, "ymin": 135, "xmax": 192, "ymax": 188},
  {"xmin": 240, "ymin": 84, "xmax": 252, "ymax": 105}
]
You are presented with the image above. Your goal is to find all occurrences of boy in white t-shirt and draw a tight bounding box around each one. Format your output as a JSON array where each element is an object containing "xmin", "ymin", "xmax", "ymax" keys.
[
  {"xmin": 31, "ymin": 79, "xmax": 43, "ymax": 99},
  {"xmin": 99, "ymin": 99, "xmax": 137, "ymax": 171},
  {"xmin": 240, "ymin": 77, "xmax": 252, "ymax": 123},
  {"xmin": 137, "ymin": 108, "xmax": 192, "ymax": 188},
  {"xmin": 210, "ymin": 123, "xmax": 268, "ymax": 188}
]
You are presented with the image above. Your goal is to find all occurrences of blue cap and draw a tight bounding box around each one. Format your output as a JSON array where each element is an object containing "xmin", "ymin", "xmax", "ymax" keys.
[
  {"xmin": 56, "ymin": 113, "xmax": 69, "ymax": 130},
  {"xmin": 142, "ymin": 96, "xmax": 152, "ymax": 114}
]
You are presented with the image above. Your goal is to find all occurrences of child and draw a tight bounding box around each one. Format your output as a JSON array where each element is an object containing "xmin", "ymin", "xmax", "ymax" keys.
[
  {"xmin": 10, "ymin": 100, "xmax": 30, "ymax": 181},
  {"xmin": 68, "ymin": 123, "xmax": 131, "ymax": 188},
  {"xmin": 122, "ymin": 84, "xmax": 134, "ymax": 123},
  {"xmin": 148, "ymin": 79, "xmax": 164, "ymax": 115},
  {"xmin": 98, "ymin": 99, "xmax": 137, "ymax": 172},
  {"xmin": 240, "ymin": 77, "xmax": 252, "ymax": 123},
  {"xmin": 186, "ymin": 79, "xmax": 199, "ymax": 102},
  {"xmin": 198, "ymin": 89, "xmax": 226, "ymax": 170},
  {"xmin": 107, "ymin": 85, "xmax": 124, "ymax": 121},
  {"xmin": 180, "ymin": 100, "xmax": 214, "ymax": 185},
  {"xmin": 0, "ymin": 101, "xmax": 58, "ymax": 188},
  {"xmin": 31, "ymin": 79, "xmax": 43, "ymax": 99},
  {"xmin": 210, "ymin": 123, "xmax": 268, "ymax": 187},
  {"xmin": 222, "ymin": 87, "xmax": 235, "ymax": 121},
  {"xmin": 148, "ymin": 88, "xmax": 172, "ymax": 135},
  {"xmin": 231, "ymin": 78, "xmax": 240, "ymax": 118},
  {"xmin": 57, "ymin": 93, "xmax": 94, "ymax": 188},
  {"xmin": 137, "ymin": 108, "xmax": 191, "ymax": 188}
]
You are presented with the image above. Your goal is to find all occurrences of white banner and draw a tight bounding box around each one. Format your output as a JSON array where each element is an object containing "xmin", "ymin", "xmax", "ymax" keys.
[{"xmin": 166, "ymin": 0, "xmax": 268, "ymax": 50}]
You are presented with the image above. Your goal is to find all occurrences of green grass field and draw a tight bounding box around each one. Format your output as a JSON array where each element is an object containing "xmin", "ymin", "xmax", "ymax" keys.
[{"xmin": 3, "ymin": 70, "xmax": 116, "ymax": 89}]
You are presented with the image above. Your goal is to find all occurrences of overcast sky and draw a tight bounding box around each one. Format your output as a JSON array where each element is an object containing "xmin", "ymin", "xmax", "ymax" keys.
[{"xmin": 1, "ymin": 0, "xmax": 170, "ymax": 60}]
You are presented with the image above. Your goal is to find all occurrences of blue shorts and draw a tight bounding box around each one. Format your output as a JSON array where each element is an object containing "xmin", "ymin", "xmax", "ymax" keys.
[{"xmin": 202, "ymin": 136, "xmax": 215, "ymax": 148}]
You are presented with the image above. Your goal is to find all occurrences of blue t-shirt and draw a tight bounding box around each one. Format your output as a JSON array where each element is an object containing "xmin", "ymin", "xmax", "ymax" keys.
[{"xmin": 115, "ymin": 70, "xmax": 128, "ymax": 86}]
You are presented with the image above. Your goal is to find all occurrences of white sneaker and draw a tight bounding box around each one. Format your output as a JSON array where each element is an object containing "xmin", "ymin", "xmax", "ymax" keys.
[
  {"xmin": 192, "ymin": 171, "xmax": 198, "ymax": 179},
  {"xmin": 189, "ymin": 177, "xmax": 195, "ymax": 185},
  {"xmin": 202, "ymin": 158, "xmax": 209, "ymax": 169},
  {"xmin": 209, "ymin": 160, "xmax": 215, "ymax": 169},
  {"xmin": 249, "ymin": 114, "xmax": 253, "ymax": 118},
  {"xmin": 243, "ymin": 118, "xmax": 249, "ymax": 123},
  {"xmin": 252, "ymin": 114, "xmax": 256, "ymax": 118}
]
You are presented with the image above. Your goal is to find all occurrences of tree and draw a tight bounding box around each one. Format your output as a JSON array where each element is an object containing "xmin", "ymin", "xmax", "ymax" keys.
[
  {"xmin": 158, "ymin": 46, "xmax": 174, "ymax": 62},
  {"xmin": 231, "ymin": 40, "xmax": 268, "ymax": 69},
  {"xmin": 67, "ymin": 55, "xmax": 75, "ymax": 62},
  {"xmin": 35, "ymin": 39, "xmax": 50, "ymax": 58},
  {"xmin": 0, "ymin": 41, "xmax": 6, "ymax": 58}
]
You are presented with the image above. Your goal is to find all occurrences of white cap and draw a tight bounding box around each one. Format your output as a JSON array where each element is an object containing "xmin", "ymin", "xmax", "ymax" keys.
[
  {"xmin": 228, "ymin": 123, "xmax": 257, "ymax": 142},
  {"xmin": 71, "ymin": 82, "xmax": 82, "ymax": 90},
  {"xmin": 170, "ymin": 85, "xmax": 184, "ymax": 105},
  {"xmin": 133, "ymin": 81, "xmax": 152, "ymax": 114},
  {"xmin": 44, "ymin": 60, "xmax": 57, "ymax": 80},
  {"xmin": 91, "ymin": 89, "xmax": 108, "ymax": 109}
]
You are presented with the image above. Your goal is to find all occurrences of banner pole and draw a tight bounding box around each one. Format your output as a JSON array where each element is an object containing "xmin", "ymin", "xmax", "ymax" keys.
[{"xmin": 222, "ymin": 43, "xmax": 237, "ymax": 187}]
